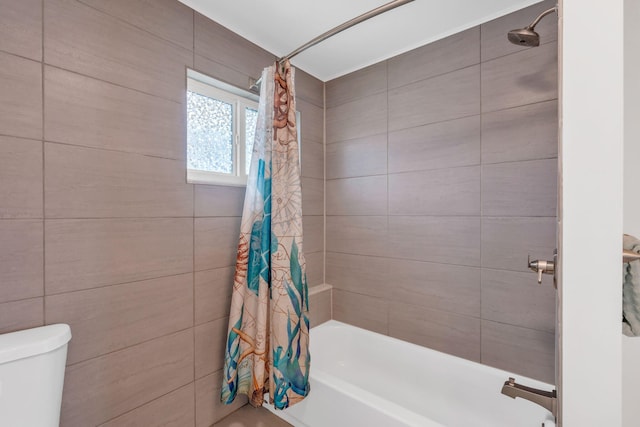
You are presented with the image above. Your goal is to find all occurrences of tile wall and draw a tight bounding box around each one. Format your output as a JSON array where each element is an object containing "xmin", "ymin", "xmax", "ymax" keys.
[
  {"xmin": 0, "ymin": 0, "xmax": 325, "ymax": 425},
  {"xmin": 325, "ymin": 0, "xmax": 558, "ymax": 383},
  {"xmin": 1, "ymin": 0, "xmax": 561, "ymax": 423}
]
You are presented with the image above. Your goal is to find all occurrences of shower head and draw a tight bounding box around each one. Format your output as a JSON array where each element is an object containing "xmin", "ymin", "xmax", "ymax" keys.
[
  {"xmin": 507, "ymin": 5, "xmax": 557, "ymax": 47},
  {"xmin": 507, "ymin": 27, "xmax": 540, "ymax": 47}
]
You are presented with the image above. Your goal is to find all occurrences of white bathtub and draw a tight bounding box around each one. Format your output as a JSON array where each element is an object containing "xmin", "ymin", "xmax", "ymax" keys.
[{"xmin": 266, "ymin": 320, "xmax": 556, "ymax": 427}]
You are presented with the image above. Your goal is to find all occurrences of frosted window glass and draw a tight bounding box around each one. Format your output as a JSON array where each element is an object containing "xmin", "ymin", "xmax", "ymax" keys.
[
  {"xmin": 187, "ymin": 90, "xmax": 234, "ymax": 174},
  {"xmin": 245, "ymin": 107, "xmax": 258, "ymax": 172}
]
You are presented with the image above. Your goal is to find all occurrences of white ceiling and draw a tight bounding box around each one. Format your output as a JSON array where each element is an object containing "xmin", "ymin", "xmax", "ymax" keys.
[{"xmin": 178, "ymin": 0, "xmax": 542, "ymax": 82}]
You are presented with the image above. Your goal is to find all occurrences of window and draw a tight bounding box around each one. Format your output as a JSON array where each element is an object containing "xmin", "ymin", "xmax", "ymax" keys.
[{"xmin": 187, "ymin": 70, "xmax": 259, "ymax": 186}]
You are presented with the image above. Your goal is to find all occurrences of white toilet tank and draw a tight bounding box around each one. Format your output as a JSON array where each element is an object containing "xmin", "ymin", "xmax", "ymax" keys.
[{"xmin": 0, "ymin": 324, "xmax": 72, "ymax": 427}]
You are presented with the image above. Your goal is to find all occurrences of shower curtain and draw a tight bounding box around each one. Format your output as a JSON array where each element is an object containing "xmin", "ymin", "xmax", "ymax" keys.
[{"xmin": 221, "ymin": 60, "xmax": 310, "ymax": 410}]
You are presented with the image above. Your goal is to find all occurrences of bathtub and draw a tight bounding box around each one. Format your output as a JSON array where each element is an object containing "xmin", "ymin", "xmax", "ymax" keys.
[{"xmin": 266, "ymin": 320, "xmax": 556, "ymax": 427}]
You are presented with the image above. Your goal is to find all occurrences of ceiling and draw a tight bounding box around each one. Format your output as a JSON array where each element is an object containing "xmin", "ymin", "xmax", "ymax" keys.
[{"xmin": 178, "ymin": 0, "xmax": 542, "ymax": 82}]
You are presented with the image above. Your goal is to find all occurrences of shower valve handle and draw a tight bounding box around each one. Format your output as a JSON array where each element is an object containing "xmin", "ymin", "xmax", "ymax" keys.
[{"xmin": 528, "ymin": 255, "xmax": 555, "ymax": 285}]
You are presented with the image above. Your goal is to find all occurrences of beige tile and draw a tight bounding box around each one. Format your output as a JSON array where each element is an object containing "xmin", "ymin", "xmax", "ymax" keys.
[
  {"xmin": 0, "ymin": 220, "xmax": 43, "ymax": 303},
  {"xmin": 482, "ymin": 159, "xmax": 557, "ymax": 217},
  {"xmin": 44, "ymin": 66, "xmax": 184, "ymax": 160},
  {"xmin": 61, "ymin": 330, "xmax": 194, "ymax": 427},
  {"xmin": 481, "ymin": 100, "xmax": 558, "ymax": 164},
  {"xmin": 302, "ymin": 215, "xmax": 324, "ymax": 254},
  {"xmin": 99, "ymin": 383, "xmax": 195, "ymax": 427},
  {"xmin": 0, "ymin": 0, "xmax": 42, "ymax": 60},
  {"xmin": 333, "ymin": 289, "xmax": 388, "ymax": 335},
  {"xmin": 481, "ymin": 217, "xmax": 556, "ymax": 272},
  {"xmin": 193, "ymin": 54, "xmax": 252, "ymax": 92},
  {"xmin": 194, "ymin": 217, "xmax": 241, "ymax": 271},
  {"xmin": 45, "ymin": 143, "xmax": 193, "ymax": 218},
  {"xmin": 301, "ymin": 177, "xmax": 324, "ymax": 216},
  {"xmin": 46, "ymin": 274, "xmax": 194, "ymax": 364},
  {"xmin": 195, "ymin": 267, "xmax": 234, "ymax": 325},
  {"xmin": 195, "ymin": 317, "xmax": 228, "ymax": 379},
  {"xmin": 388, "ymin": 27, "xmax": 479, "ymax": 89},
  {"xmin": 194, "ymin": 13, "xmax": 275, "ymax": 80},
  {"xmin": 45, "ymin": 218, "xmax": 193, "ymax": 294},
  {"xmin": 0, "ymin": 136, "xmax": 42, "ymax": 218},
  {"xmin": 77, "ymin": 0, "xmax": 194, "ymax": 51},
  {"xmin": 309, "ymin": 289, "xmax": 331, "ymax": 328},
  {"xmin": 388, "ymin": 115, "xmax": 480, "ymax": 173},
  {"xmin": 326, "ymin": 252, "xmax": 390, "ymax": 299},
  {"xmin": 213, "ymin": 405, "xmax": 291, "ymax": 427},
  {"xmin": 294, "ymin": 69, "xmax": 324, "ymax": 108},
  {"xmin": 196, "ymin": 370, "xmax": 248, "ymax": 427},
  {"xmin": 388, "ymin": 65, "xmax": 480, "ymax": 131},
  {"xmin": 45, "ymin": 0, "xmax": 192, "ymax": 102},
  {"xmin": 481, "ymin": 0, "xmax": 558, "ymax": 62},
  {"xmin": 390, "ymin": 259, "xmax": 480, "ymax": 317},
  {"xmin": 326, "ymin": 92, "xmax": 387, "ymax": 143},
  {"xmin": 389, "ymin": 302, "xmax": 481, "ymax": 362},
  {"xmin": 481, "ymin": 268, "xmax": 555, "ymax": 332},
  {"xmin": 326, "ymin": 216, "xmax": 388, "ymax": 258},
  {"xmin": 327, "ymin": 175, "xmax": 387, "ymax": 216},
  {"xmin": 481, "ymin": 320, "xmax": 555, "ymax": 384},
  {"xmin": 326, "ymin": 62, "xmax": 387, "ymax": 107},
  {"xmin": 305, "ymin": 251, "xmax": 324, "ymax": 286},
  {"xmin": 0, "ymin": 51, "xmax": 42, "ymax": 140},
  {"xmin": 297, "ymin": 99, "xmax": 323, "ymax": 143},
  {"xmin": 0, "ymin": 298, "xmax": 43, "ymax": 334},
  {"xmin": 389, "ymin": 166, "xmax": 480, "ymax": 215},
  {"xmin": 481, "ymin": 42, "xmax": 557, "ymax": 113},
  {"xmin": 327, "ymin": 134, "xmax": 387, "ymax": 179},
  {"xmin": 301, "ymin": 140, "xmax": 324, "ymax": 180},
  {"xmin": 195, "ymin": 185, "xmax": 246, "ymax": 218},
  {"xmin": 389, "ymin": 216, "xmax": 481, "ymax": 266}
]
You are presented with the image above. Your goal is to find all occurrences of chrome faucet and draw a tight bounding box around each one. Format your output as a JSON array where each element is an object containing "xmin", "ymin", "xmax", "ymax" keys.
[{"xmin": 501, "ymin": 377, "xmax": 557, "ymax": 418}]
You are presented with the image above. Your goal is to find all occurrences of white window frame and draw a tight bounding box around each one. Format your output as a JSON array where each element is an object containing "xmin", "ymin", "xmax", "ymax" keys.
[{"xmin": 186, "ymin": 70, "xmax": 259, "ymax": 187}]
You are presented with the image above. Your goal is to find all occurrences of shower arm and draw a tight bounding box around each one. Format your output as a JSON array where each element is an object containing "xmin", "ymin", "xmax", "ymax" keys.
[{"xmin": 526, "ymin": 6, "xmax": 558, "ymax": 30}]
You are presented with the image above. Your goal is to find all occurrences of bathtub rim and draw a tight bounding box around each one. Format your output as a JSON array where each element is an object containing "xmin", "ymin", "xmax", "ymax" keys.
[{"xmin": 312, "ymin": 319, "xmax": 555, "ymax": 390}]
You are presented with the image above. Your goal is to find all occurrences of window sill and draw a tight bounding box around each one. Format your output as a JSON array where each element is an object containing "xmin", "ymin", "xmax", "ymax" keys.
[{"xmin": 187, "ymin": 169, "xmax": 247, "ymax": 187}]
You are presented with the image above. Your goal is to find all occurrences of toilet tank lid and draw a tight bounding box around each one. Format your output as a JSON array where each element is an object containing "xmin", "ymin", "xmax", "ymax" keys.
[{"xmin": 0, "ymin": 324, "xmax": 71, "ymax": 364}]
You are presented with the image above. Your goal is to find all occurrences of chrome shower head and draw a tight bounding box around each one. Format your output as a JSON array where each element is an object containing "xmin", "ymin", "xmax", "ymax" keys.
[
  {"xmin": 507, "ymin": 27, "xmax": 540, "ymax": 47},
  {"xmin": 507, "ymin": 5, "xmax": 557, "ymax": 47}
]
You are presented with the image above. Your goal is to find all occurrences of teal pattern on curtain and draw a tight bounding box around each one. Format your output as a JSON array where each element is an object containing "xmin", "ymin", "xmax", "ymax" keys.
[{"xmin": 221, "ymin": 60, "xmax": 310, "ymax": 409}]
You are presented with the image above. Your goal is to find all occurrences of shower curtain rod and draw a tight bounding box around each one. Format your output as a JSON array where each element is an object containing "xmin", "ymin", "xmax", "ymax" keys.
[{"xmin": 250, "ymin": 0, "xmax": 414, "ymax": 91}]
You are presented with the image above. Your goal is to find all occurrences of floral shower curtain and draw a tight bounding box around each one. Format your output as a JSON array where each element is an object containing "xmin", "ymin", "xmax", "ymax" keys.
[{"xmin": 221, "ymin": 60, "xmax": 310, "ymax": 410}]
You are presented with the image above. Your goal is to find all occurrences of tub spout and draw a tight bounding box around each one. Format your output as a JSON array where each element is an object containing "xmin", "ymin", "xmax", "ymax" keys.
[{"xmin": 501, "ymin": 377, "xmax": 557, "ymax": 418}]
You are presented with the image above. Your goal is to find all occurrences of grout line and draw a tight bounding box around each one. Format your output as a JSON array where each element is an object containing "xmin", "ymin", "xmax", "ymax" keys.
[
  {"xmin": 41, "ymin": 0, "xmax": 46, "ymax": 323},
  {"xmin": 65, "ymin": 327, "xmax": 193, "ymax": 368},
  {"xmin": 75, "ymin": 0, "xmax": 194, "ymax": 53},
  {"xmin": 326, "ymin": 99, "xmax": 557, "ymax": 145},
  {"xmin": 322, "ymin": 80, "xmax": 327, "ymax": 286},
  {"xmin": 96, "ymin": 383, "xmax": 194, "ymax": 426},
  {"xmin": 0, "ymin": 48, "xmax": 42, "ymax": 63},
  {"xmin": 40, "ymin": 215, "xmax": 239, "ymax": 220},
  {"xmin": 3, "ymin": 137, "xmax": 185, "ymax": 162},
  {"xmin": 479, "ymin": 23, "xmax": 484, "ymax": 362},
  {"xmin": 0, "ymin": 296, "xmax": 45, "ymax": 306},
  {"xmin": 385, "ymin": 60, "xmax": 390, "ymax": 230},
  {"xmin": 192, "ymin": 9, "xmax": 197, "ymax": 414},
  {"xmin": 192, "ymin": 9, "xmax": 195, "ymax": 68},
  {"xmin": 43, "ymin": 271, "xmax": 198, "ymax": 298},
  {"xmin": 43, "ymin": 63, "xmax": 185, "ymax": 105},
  {"xmin": 323, "ymin": 249, "xmax": 554, "ymax": 273},
  {"xmin": 42, "ymin": 139, "xmax": 185, "ymax": 161}
]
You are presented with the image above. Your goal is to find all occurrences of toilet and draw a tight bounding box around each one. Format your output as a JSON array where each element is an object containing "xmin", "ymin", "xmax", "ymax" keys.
[{"xmin": 0, "ymin": 324, "xmax": 72, "ymax": 427}]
